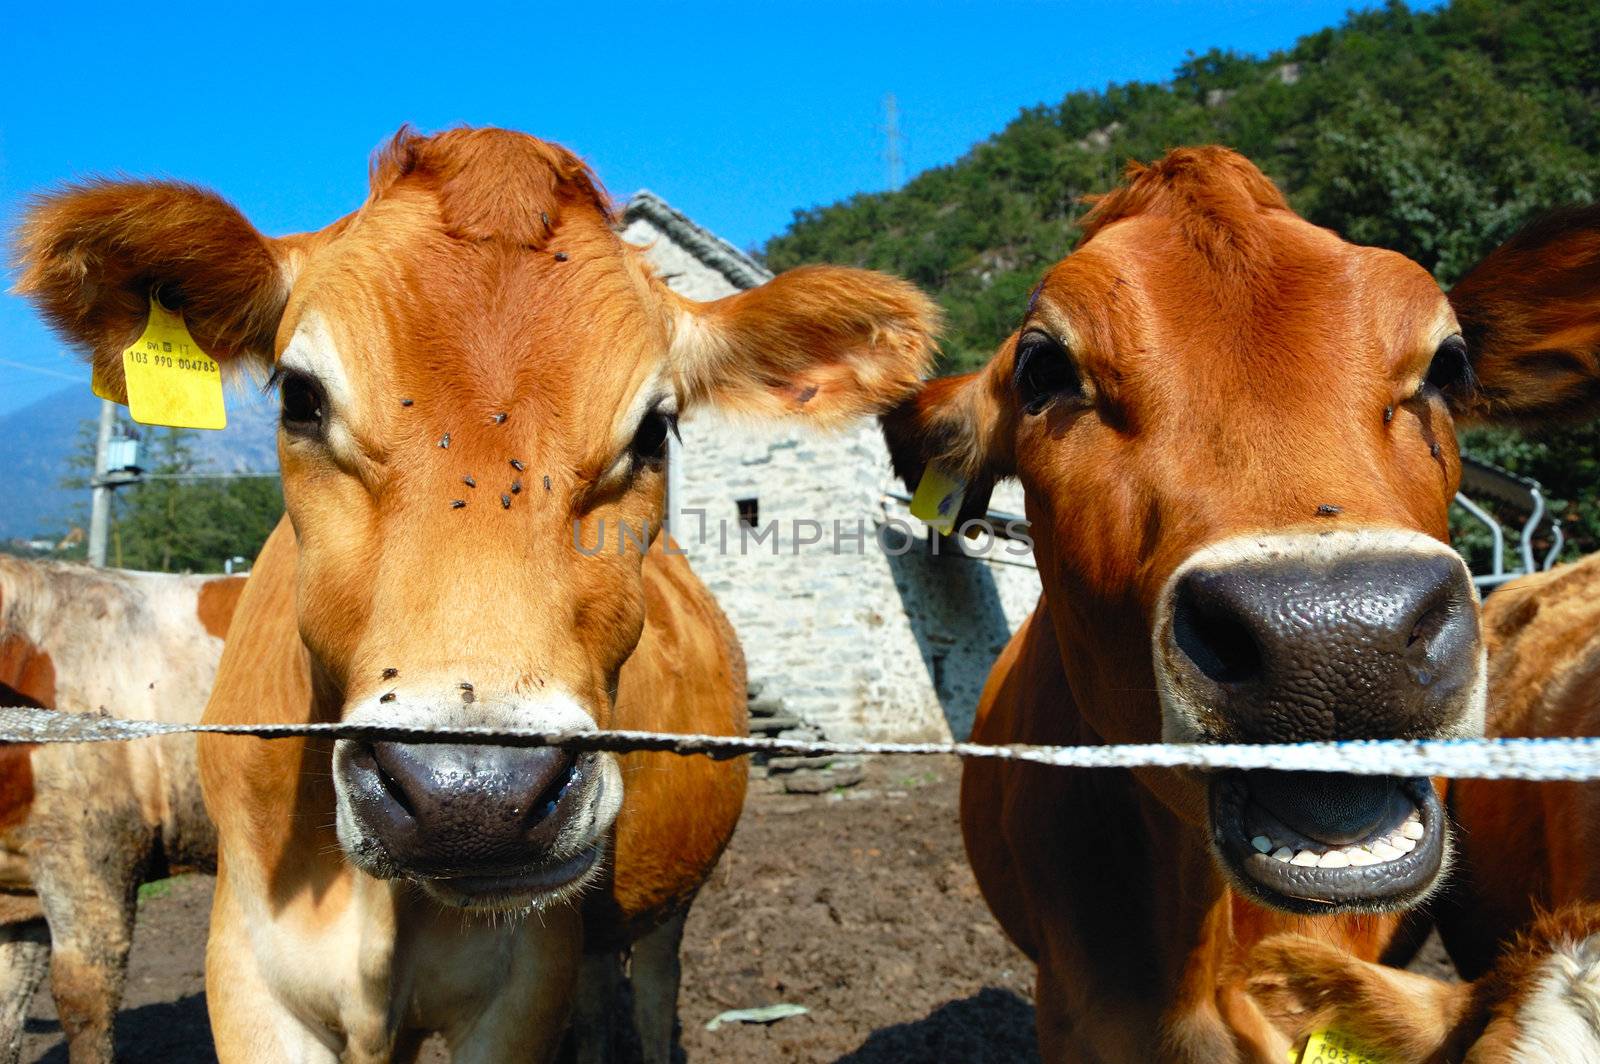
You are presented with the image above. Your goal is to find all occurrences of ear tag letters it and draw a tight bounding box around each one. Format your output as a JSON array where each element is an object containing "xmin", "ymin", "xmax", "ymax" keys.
[
  {"xmin": 909, "ymin": 462, "xmax": 968, "ymax": 536},
  {"xmin": 120, "ymin": 296, "xmax": 227, "ymax": 430},
  {"xmin": 1295, "ymin": 1029, "xmax": 1385, "ymax": 1064}
]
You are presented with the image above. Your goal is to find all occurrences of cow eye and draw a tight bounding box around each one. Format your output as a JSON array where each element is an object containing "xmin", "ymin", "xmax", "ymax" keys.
[
  {"xmin": 1014, "ymin": 332, "xmax": 1083, "ymax": 414},
  {"xmin": 1422, "ymin": 335, "xmax": 1472, "ymax": 397},
  {"xmin": 278, "ymin": 371, "xmax": 325, "ymax": 430},
  {"xmin": 630, "ymin": 408, "xmax": 676, "ymax": 466}
]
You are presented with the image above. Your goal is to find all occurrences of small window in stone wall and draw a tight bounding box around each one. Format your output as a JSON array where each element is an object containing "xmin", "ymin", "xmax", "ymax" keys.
[
  {"xmin": 931, "ymin": 652, "xmax": 947, "ymax": 694},
  {"xmin": 736, "ymin": 498, "xmax": 759, "ymax": 529}
]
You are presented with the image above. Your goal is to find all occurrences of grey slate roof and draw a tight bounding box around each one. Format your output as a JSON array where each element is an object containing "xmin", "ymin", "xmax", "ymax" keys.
[{"xmin": 622, "ymin": 190, "xmax": 774, "ymax": 291}]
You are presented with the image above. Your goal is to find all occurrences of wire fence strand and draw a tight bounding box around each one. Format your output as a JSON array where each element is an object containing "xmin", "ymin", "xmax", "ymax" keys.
[{"xmin": 5, "ymin": 706, "xmax": 1600, "ymax": 781}]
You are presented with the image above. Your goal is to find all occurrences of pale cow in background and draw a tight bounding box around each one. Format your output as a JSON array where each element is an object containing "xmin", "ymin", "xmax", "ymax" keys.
[{"xmin": 0, "ymin": 556, "xmax": 243, "ymax": 1063}]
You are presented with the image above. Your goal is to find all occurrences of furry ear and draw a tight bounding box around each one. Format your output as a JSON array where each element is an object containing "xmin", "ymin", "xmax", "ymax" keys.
[
  {"xmin": 879, "ymin": 340, "xmax": 1019, "ymax": 528},
  {"xmin": 671, "ymin": 265, "xmax": 941, "ymax": 425},
  {"xmin": 13, "ymin": 179, "xmax": 290, "ymax": 400},
  {"xmin": 1245, "ymin": 933, "xmax": 1474, "ymax": 1062},
  {"xmin": 1447, "ymin": 204, "xmax": 1600, "ymax": 424}
]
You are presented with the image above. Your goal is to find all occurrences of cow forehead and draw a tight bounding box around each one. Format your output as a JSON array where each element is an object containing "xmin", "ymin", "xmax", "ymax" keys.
[
  {"xmin": 277, "ymin": 189, "xmax": 674, "ymax": 451},
  {"xmin": 1033, "ymin": 208, "xmax": 1454, "ymax": 390}
]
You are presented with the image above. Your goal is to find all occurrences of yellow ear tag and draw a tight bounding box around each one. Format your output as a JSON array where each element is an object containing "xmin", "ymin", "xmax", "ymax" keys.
[
  {"xmin": 909, "ymin": 462, "xmax": 967, "ymax": 536},
  {"xmin": 120, "ymin": 296, "xmax": 227, "ymax": 430},
  {"xmin": 1297, "ymin": 1029, "xmax": 1385, "ymax": 1064}
]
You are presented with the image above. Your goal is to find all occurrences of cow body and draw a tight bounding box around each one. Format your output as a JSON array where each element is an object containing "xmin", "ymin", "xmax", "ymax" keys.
[
  {"xmin": 0, "ymin": 555, "xmax": 242, "ymax": 1062},
  {"xmin": 962, "ymin": 609, "xmax": 1412, "ymax": 1062},
  {"xmin": 200, "ymin": 519, "xmax": 747, "ymax": 1060},
  {"xmin": 1442, "ymin": 552, "xmax": 1600, "ymax": 979},
  {"xmin": 882, "ymin": 148, "xmax": 1600, "ymax": 1061},
  {"xmin": 17, "ymin": 126, "xmax": 939, "ymax": 1061}
]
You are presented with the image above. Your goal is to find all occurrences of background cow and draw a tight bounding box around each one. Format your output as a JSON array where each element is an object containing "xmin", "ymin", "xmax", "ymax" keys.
[
  {"xmin": 882, "ymin": 148, "xmax": 1600, "ymax": 1061},
  {"xmin": 1441, "ymin": 549, "xmax": 1600, "ymax": 979},
  {"xmin": 1248, "ymin": 902, "xmax": 1600, "ymax": 1062},
  {"xmin": 0, "ymin": 556, "xmax": 241, "ymax": 1063},
  {"xmin": 16, "ymin": 126, "xmax": 940, "ymax": 1062}
]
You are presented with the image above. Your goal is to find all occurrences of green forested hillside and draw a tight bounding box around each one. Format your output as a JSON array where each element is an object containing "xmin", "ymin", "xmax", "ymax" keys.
[{"xmin": 763, "ymin": 0, "xmax": 1600, "ymax": 555}]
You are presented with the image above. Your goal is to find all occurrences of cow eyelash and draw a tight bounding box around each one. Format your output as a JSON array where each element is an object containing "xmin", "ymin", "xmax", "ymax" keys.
[{"xmin": 1013, "ymin": 331, "xmax": 1085, "ymax": 414}]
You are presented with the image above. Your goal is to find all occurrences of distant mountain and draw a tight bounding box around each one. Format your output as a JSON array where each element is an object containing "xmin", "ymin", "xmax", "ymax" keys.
[{"xmin": 0, "ymin": 383, "xmax": 279, "ymax": 541}]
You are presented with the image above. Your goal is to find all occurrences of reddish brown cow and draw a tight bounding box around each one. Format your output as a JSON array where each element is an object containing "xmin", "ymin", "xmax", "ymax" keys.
[
  {"xmin": 1440, "ymin": 551, "xmax": 1600, "ymax": 982},
  {"xmin": 882, "ymin": 147, "xmax": 1600, "ymax": 1061},
  {"xmin": 17, "ymin": 127, "xmax": 938, "ymax": 1062}
]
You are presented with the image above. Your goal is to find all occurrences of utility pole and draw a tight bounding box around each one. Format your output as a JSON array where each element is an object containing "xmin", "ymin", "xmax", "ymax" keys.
[
  {"xmin": 884, "ymin": 92, "xmax": 904, "ymax": 191},
  {"xmin": 87, "ymin": 398, "xmax": 115, "ymax": 567}
]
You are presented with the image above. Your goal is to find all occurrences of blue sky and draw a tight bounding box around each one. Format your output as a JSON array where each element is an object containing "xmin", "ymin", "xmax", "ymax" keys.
[{"xmin": 2, "ymin": 0, "xmax": 1373, "ymax": 417}]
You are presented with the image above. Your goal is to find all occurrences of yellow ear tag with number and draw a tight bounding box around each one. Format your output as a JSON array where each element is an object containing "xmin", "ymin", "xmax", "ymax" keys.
[
  {"xmin": 120, "ymin": 296, "xmax": 227, "ymax": 430},
  {"xmin": 1295, "ymin": 1029, "xmax": 1385, "ymax": 1064},
  {"xmin": 909, "ymin": 462, "xmax": 967, "ymax": 536}
]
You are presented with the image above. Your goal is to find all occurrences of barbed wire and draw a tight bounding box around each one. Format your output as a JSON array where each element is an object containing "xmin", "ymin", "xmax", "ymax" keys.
[{"xmin": 4, "ymin": 706, "xmax": 1600, "ymax": 781}]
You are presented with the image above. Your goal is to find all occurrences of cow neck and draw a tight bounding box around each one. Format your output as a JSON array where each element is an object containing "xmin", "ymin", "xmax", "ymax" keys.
[{"xmin": 1029, "ymin": 597, "xmax": 1399, "ymax": 1051}]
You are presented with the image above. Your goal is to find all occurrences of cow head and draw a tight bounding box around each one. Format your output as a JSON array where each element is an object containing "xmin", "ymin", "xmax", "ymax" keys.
[
  {"xmin": 884, "ymin": 148, "xmax": 1600, "ymax": 914},
  {"xmin": 17, "ymin": 127, "xmax": 939, "ymax": 910}
]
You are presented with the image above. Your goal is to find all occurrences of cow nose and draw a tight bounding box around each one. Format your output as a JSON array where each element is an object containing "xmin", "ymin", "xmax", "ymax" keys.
[
  {"xmin": 345, "ymin": 742, "xmax": 582, "ymax": 877},
  {"xmin": 1164, "ymin": 550, "xmax": 1480, "ymax": 741}
]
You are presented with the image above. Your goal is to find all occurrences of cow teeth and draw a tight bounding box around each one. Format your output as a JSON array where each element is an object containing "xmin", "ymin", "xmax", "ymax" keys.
[
  {"xmin": 1400, "ymin": 819, "xmax": 1426, "ymax": 841},
  {"xmin": 1348, "ymin": 848, "xmax": 1380, "ymax": 866},
  {"xmin": 1290, "ymin": 850, "xmax": 1320, "ymax": 867},
  {"xmin": 1393, "ymin": 834, "xmax": 1417, "ymax": 854},
  {"xmin": 1271, "ymin": 847, "xmax": 1294, "ymax": 863},
  {"xmin": 1251, "ymin": 836, "xmax": 1273, "ymax": 854},
  {"xmin": 1318, "ymin": 850, "xmax": 1351, "ymax": 869},
  {"xmin": 1370, "ymin": 840, "xmax": 1401, "ymax": 861}
]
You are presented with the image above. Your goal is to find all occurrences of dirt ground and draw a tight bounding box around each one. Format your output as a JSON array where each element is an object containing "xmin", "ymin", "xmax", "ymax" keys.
[
  {"xmin": 19, "ymin": 756, "xmax": 1453, "ymax": 1063},
  {"xmin": 21, "ymin": 756, "xmax": 1037, "ymax": 1063}
]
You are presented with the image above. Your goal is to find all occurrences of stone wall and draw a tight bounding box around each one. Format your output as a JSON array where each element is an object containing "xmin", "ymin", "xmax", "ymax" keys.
[{"xmin": 624, "ymin": 207, "xmax": 1041, "ymax": 742}]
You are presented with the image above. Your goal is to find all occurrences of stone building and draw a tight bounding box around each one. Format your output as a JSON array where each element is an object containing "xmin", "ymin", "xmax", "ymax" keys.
[{"xmin": 621, "ymin": 192, "xmax": 1040, "ymax": 742}]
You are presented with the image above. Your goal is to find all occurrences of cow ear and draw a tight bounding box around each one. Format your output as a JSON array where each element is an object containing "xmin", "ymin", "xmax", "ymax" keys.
[
  {"xmin": 879, "ymin": 339, "xmax": 1018, "ymax": 529},
  {"xmin": 671, "ymin": 265, "xmax": 941, "ymax": 425},
  {"xmin": 1245, "ymin": 933, "xmax": 1472, "ymax": 1061},
  {"xmin": 13, "ymin": 180, "xmax": 291, "ymax": 401},
  {"xmin": 1446, "ymin": 204, "xmax": 1600, "ymax": 424}
]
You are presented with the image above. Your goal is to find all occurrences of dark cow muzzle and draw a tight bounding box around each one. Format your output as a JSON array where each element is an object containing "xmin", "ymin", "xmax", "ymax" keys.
[{"xmin": 1153, "ymin": 530, "xmax": 1485, "ymax": 913}]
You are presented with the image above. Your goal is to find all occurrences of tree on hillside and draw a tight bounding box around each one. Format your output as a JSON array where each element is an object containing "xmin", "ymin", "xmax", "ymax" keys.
[{"xmin": 59, "ymin": 415, "xmax": 283, "ymax": 573}]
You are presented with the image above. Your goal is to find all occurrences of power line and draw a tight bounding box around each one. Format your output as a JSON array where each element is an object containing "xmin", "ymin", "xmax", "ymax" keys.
[{"xmin": 0, "ymin": 357, "xmax": 82, "ymax": 383}]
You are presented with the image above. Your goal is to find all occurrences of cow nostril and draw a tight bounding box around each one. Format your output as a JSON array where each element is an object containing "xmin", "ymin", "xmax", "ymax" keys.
[
  {"xmin": 529, "ymin": 758, "xmax": 580, "ymax": 825},
  {"xmin": 360, "ymin": 744, "xmax": 417, "ymax": 819},
  {"xmin": 1408, "ymin": 600, "xmax": 1449, "ymax": 649},
  {"xmin": 1172, "ymin": 584, "xmax": 1263, "ymax": 686}
]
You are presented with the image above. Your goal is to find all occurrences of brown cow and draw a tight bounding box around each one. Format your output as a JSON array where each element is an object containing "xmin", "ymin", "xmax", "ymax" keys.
[
  {"xmin": 881, "ymin": 147, "xmax": 1600, "ymax": 1061},
  {"xmin": 16, "ymin": 127, "xmax": 939, "ymax": 1062},
  {"xmin": 0, "ymin": 556, "xmax": 243, "ymax": 1062},
  {"xmin": 1247, "ymin": 903, "xmax": 1600, "ymax": 1061},
  {"xmin": 1440, "ymin": 551, "xmax": 1600, "ymax": 981}
]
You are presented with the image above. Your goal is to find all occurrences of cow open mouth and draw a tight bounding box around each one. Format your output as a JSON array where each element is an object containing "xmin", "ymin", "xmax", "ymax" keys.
[{"xmin": 1209, "ymin": 771, "xmax": 1444, "ymax": 914}]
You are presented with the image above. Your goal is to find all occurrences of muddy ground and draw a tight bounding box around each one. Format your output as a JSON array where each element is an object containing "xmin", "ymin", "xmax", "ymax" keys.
[
  {"xmin": 20, "ymin": 756, "xmax": 1453, "ymax": 1063},
  {"xmin": 21, "ymin": 756, "xmax": 1038, "ymax": 1063}
]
